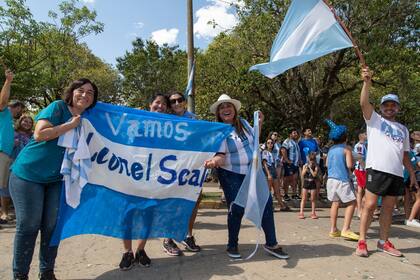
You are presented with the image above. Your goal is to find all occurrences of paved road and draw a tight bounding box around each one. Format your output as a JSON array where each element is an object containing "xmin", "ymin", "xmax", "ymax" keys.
[{"xmin": 1, "ymin": 208, "xmax": 419, "ymax": 280}]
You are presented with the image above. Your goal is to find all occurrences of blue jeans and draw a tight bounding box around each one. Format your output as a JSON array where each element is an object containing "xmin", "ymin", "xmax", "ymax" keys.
[
  {"xmin": 217, "ymin": 168, "xmax": 277, "ymax": 248},
  {"xmin": 9, "ymin": 172, "xmax": 62, "ymax": 276}
]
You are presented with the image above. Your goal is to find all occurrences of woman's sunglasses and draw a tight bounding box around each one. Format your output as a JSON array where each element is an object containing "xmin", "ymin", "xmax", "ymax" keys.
[{"xmin": 169, "ymin": 97, "xmax": 185, "ymax": 105}]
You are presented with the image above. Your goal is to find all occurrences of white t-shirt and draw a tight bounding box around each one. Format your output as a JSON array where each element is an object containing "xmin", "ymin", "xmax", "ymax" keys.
[{"xmin": 365, "ymin": 111, "xmax": 409, "ymax": 177}]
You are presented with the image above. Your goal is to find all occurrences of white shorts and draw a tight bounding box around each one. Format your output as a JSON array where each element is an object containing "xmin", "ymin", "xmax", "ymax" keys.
[
  {"xmin": 0, "ymin": 152, "xmax": 12, "ymax": 189},
  {"xmin": 327, "ymin": 178, "xmax": 356, "ymax": 203}
]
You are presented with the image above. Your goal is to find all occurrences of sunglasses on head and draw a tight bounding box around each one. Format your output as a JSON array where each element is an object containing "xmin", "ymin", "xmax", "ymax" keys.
[{"xmin": 169, "ymin": 97, "xmax": 185, "ymax": 105}]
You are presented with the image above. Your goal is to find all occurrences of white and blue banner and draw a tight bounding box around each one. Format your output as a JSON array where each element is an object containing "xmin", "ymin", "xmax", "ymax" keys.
[
  {"xmin": 51, "ymin": 102, "xmax": 232, "ymax": 245},
  {"xmin": 249, "ymin": 0, "xmax": 353, "ymax": 78}
]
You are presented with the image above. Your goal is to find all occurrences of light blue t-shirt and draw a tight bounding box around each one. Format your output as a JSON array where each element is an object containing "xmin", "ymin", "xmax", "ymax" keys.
[
  {"xmin": 282, "ymin": 138, "xmax": 300, "ymax": 166},
  {"xmin": 182, "ymin": 110, "xmax": 196, "ymax": 119},
  {"xmin": 0, "ymin": 107, "xmax": 14, "ymax": 156},
  {"xmin": 327, "ymin": 143, "xmax": 349, "ymax": 182},
  {"xmin": 11, "ymin": 100, "xmax": 72, "ymax": 183}
]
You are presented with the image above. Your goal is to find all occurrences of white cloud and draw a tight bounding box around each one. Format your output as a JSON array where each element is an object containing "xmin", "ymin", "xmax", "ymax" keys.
[
  {"xmin": 81, "ymin": 0, "xmax": 95, "ymax": 4},
  {"xmin": 151, "ymin": 28, "xmax": 179, "ymax": 46},
  {"xmin": 194, "ymin": 0, "xmax": 241, "ymax": 39},
  {"xmin": 134, "ymin": 22, "xmax": 144, "ymax": 29}
]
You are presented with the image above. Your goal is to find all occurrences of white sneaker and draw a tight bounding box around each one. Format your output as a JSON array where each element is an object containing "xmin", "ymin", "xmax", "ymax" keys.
[{"xmin": 406, "ymin": 219, "xmax": 420, "ymax": 228}]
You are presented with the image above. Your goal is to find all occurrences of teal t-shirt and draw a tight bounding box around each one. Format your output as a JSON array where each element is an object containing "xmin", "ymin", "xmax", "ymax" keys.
[
  {"xmin": 0, "ymin": 107, "xmax": 14, "ymax": 156},
  {"xmin": 11, "ymin": 100, "xmax": 72, "ymax": 183}
]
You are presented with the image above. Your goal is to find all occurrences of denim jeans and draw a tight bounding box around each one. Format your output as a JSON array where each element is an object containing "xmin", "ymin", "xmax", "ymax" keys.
[
  {"xmin": 9, "ymin": 172, "xmax": 62, "ymax": 276},
  {"xmin": 217, "ymin": 168, "xmax": 277, "ymax": 248}
]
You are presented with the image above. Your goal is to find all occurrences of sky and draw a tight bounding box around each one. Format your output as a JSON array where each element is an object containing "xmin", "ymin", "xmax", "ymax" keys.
[{"xmin": 12, "ymin": 0, "xmax": 243, "ymax": 65}]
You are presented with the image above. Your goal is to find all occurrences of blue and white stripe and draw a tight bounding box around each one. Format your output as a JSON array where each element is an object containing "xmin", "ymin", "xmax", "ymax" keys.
[
  {"xmin": 219, "ymin": 119, "xmax": 254, "ymax": 175},
  {"xmin": 250, "ymin": 0, "xmax": 353, "ymax": 78},
  {"xmin": 184, "ymin": 62, "xmax": 195, "ymax": 98},
  {"xmin": 282, "ymin": 138, "xmax": 300, "ymax": 166},
  {"xmin": 51, "ymin": 102, "xmax": 233, "ymax": 245}
]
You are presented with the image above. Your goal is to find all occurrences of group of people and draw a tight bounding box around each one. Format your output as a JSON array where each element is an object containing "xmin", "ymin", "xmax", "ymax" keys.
[{"xmin": 0, "ymin": 65, "xmax": 419, "ymax": 280}]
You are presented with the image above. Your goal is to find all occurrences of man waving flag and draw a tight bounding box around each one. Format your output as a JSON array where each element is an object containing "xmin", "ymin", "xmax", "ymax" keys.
[{"xmin": 250, "ymin": 0, "xmax": 354, "ymax": 79}]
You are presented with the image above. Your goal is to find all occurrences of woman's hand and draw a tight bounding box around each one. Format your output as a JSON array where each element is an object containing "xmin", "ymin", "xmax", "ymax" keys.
[
  {"xmin": 69, "ymin": 115, "xmax": 81, "ymax": 129},
  {"xmin": 204, "ymin": 159, "xmax": 217, "ymax": 169}
]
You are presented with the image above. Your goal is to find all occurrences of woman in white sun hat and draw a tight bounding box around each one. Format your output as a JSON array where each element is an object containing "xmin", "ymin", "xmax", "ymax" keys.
[{"xmin": 204, "ymin": 94, "xmax": 289, "ymax": 260}]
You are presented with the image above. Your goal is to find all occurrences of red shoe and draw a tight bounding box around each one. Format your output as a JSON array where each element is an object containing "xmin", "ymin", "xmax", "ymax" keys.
[
  {"xmin": 355, "ymin": 240, "xmax": 368, "ymax": 257},
  {"xmin": 377, "ymin": 240, "xmax": 403, "ymax": 257}
]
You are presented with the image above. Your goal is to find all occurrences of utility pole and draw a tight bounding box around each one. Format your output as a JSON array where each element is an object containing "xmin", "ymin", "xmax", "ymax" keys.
[{"xmin": 187, "ymin": 0, "xmax": 195, "ymax": 113}]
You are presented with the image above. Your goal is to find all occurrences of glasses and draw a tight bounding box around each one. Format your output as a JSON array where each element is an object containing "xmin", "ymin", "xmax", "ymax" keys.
[{"xmin": 169, "ymin": 97, "xmax": 185, "ymax": 105}]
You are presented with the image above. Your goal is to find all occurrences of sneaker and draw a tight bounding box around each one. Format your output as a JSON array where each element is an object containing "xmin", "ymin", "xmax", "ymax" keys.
[
  {"xmin": 135, "ymin": 249, "xmax": 151, "ymax": 267},
  {"xmin": 329, "ymin": 230, "xmax": 341, "ymax": 238},
  {"xmin": 377, "ymin": 240, "xmax": 403, "ymax": 257},
  {"xmin": 263, "ymin": 245, "xmax": 289, "ymax": 259},
  {"xmin": 163, "ymin": 239, "xmax": 182, "ymax": 256},
  {"xmin": 405, "ymin": 219, "xmax": 420, "ymax": 228},
  {"xmin": 182, "ymin": 236, "xmax": 201, "ymax": 252},
  {"xmin": 119, "ymin": 251, "xmax": 135, "ymax": 271},
  {"xmin": 13, "ymin": 273, "xmax": 28, "ymax": 280},
  {"xmin": 279, "ymin": 206, "xmax": 291, "ymax": 212},
  {"xmin": 38, "ymin": 271, "xmax": 57, "ymax": 280},
  {"xmin": 283, "ymin": 194, "xmax": 291, "ymax": 201},
  {"xmin": 355, "ymin": 240, "xmax": 368, "ymax": 257},
  {"xmin": 226, "ymin": 246, "xmax": 241, "ymax": 259},
  {"xmin": 341, "ymin": 230, "xmax": 359, "ymax": 241}
]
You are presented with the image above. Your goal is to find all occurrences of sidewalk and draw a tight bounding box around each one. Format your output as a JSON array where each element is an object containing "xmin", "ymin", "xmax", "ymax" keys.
[{"xmin": 1, "ymin": 207, "xmax": 419, "ymax": 279}]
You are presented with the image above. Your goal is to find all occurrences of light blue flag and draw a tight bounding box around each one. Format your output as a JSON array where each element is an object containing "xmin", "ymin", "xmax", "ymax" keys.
[
  {"xmin": 250, "ymin": 0, "xmax": 353, "ymax": 78},
  {"xmin": 184, "ymin": 62, "xmax": 195, "ymax": 98},
  {"xmin": 51, "ymin": 102, "xmax": 233, "ymax": 245},
  {"xmin": 233, "ymin": 111, "xmax": 270, "ymax": 229}
]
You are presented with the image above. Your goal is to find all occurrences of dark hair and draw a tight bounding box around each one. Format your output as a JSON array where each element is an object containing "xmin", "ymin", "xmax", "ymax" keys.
[
  {"xmin": 308, "ymin": 151, "xmax": 317, "ymax": 162},
  {"xmin": 9, "ymin": 100, "xmax": 25, "ymax": 109},
  {"xmin": 288, "ymin": 128, "xmax": 298, "ymax": 135},
  {"xmin": 268, "ymin": 131, "xmax": 278, "ymax": 139},
  {"xmin": 303, "ymin": 127, "xmax": 312, "ymax": 133},
  {"xmin": 149, "ymin": 93, "xmax": 169, "ymax": 106},
  {"xmin": 63, "ymin": 78, "xmax": 98, "ymax": 110},
  {"xmin": 333, "ymin": 133, "xmax": 347, "ymax": 144},
  {"xmin": 168, "ymin": 90, "xmax": 184, "ymax": 101}
]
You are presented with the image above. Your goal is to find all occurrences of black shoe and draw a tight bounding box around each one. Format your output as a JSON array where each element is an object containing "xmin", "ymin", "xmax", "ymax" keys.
[
  {"xmin": 279, "ymin": 206, "xmax": 292, "ymax": 212},
  {"xmin": 226, "ymin": 246, "xmax": 241, "ymax": 259},
  {"xmin": 263, "ymin": 245, "xmax": 289, "ymax": 259},
  {"xmin": 14, "ymin": 273, "xmax": 28, "ymax": 280},
  {"xmin": 292, "ymin": 195, "xmax": 301, "ymax": 200},
  {"xmin": 182, "ymin": 236, "xmax": 201, "ymax": 252},
  {"xmin": 119, "ymin": 251, "xmax": 135, "ymax": 271},
  {"xmin": 135, "ymin": 249, "xmax": 151, "ymax": 267},
  {"xmin": 38, "ymin": 271, "xmax": 57, "ymax": 280},
  {"xmin": 163, "ymin": 239, "xmax": 182, "ymax": 256},
  {"xmin": 283, "ymin": 194, "xmax": 291, "ymax": 201}
]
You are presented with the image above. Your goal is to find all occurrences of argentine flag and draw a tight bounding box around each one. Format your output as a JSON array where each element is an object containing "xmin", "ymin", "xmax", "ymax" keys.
[
  {"xmin": 184, "ymin": 62, "xmax": 195, "ymax": 98},
  {"xmin": 250, "ymin": 0, "xmax": 353, "ymax": 78},
  {"xmin": 233, "ymin": 112, "xmax": 269, "ymax": 229},
  {"xmin": 51, "ymin": 102, "xmax": 232, "ymax": 245}
]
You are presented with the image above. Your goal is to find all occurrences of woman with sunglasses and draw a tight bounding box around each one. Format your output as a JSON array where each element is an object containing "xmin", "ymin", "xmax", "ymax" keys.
[{"xmin": 164, "ymin": 91, "xmax": 201, "ymax": 254}]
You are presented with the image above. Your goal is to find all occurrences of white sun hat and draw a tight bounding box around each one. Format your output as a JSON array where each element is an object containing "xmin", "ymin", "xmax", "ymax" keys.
[{"xmin": 210, "ymin": 94, "xmax": 241, "ymax": 114}]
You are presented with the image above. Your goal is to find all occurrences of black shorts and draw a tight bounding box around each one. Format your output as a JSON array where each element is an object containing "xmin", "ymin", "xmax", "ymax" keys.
[
  {"xmin": 284, "ymin": 163, "xmax": 299, "ymax": 177},
  {"xmin": 366, "ymin": 168, "xmax": 404, "ymax": 196}
]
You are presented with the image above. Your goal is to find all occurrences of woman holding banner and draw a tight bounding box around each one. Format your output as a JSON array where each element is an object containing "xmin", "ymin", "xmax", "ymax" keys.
[
  {"xmin": 9, "ymin": 78, "xmax": 98, "ymax": 280},
  {"xmin": 164, "ymin": 91, "xmax": 202, "ymax": 254},
  {"xmin": 204, "ymin": 94, "xmax": 289, "ymax": 260},
  {"xmin": 119, "ymin": 93, "xmax": 170, "ymax": 270}
]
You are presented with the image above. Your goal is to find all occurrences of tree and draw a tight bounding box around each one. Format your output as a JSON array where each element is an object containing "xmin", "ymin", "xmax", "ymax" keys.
[
  {"xmin": 116, "ymin": 39, "xmax": 188, "ymax": 108},
  {"xmin": 0, "ymin": 0, "xmax": 120, "ymax": 109},
  {"xmin": 195, "ymin": 0, "xmax": 419, "ymax": 137}
]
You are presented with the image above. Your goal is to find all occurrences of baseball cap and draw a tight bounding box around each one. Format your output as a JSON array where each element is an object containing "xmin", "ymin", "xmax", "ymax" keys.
[{"xmin": 380, "ymin": 93, "xmax": 400, "ymax": 105}]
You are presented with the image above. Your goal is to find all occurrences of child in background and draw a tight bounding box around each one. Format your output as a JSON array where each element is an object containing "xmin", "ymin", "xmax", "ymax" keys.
[
  {"xmin": 11, "ymin": 115, "xmax": 34, "ymax": 159},
  {"xmin": 262, "ymin": 138, "xmax": 290, "ymax": 211},
  {"xmin": 299, "ymin": 152, "xmax": 319, "ymax": 219},
  {"xmin": 325, "ymin": 120, "xmax": 359, "ymax": 241},
  {"xmin": 0, "ymin": 115, "xmax": 33, "ymax": 223}
]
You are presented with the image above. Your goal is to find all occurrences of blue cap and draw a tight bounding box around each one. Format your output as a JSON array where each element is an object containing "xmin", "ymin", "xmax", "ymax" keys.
[
  {"xmin": 380, "ymin": 93, "xmax": 400, "ymax": 105},
  {"xmin": 325, "ymin": 119, "xmax": 347, "ymax": 141}
]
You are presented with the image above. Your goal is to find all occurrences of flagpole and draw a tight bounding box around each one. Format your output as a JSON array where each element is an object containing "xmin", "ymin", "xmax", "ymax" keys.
[
  {"xmin": 187, "ymin": 0, "xmax": 195, "ymax": 113},
  {"xmin": 322, "ymin": 0, "xmax": 366, "ymax": 67}
]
